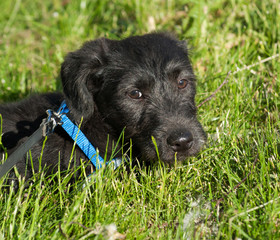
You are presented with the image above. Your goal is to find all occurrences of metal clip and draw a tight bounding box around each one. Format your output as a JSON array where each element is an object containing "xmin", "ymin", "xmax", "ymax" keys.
[{"xmin": 42, "ymin": 109, "xmax": 62, "ymax": 137}]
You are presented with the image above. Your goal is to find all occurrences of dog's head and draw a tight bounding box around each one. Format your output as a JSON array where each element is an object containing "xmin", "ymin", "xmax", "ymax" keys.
[{"xmin": 61, "ymin": 33, "xmax": 206, "ymax": 163}]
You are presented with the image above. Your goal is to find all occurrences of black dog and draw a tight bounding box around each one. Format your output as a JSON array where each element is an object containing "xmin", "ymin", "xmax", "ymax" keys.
[{"xmin": 0, "ymin": 33, "xmax": 206, "ymax": 186}]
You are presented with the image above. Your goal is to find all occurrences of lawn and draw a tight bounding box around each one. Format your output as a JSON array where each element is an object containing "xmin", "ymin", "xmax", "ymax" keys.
[{"xmin": 0, "ymin": 0, "xmax": 279, "ymax": 239}]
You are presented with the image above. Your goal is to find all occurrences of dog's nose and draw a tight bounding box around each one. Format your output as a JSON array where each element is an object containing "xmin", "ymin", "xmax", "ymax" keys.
[{"xmin": 167, "ymin": 130, "xmax": 193, "ymax": 153}]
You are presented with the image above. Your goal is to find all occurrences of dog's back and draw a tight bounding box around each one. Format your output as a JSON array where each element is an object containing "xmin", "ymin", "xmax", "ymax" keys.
[
  {"xmin": 0, "ymin": 93, "xmax": 90, "ymax": 187},
  {"xmin": 0, "ymin": 93, "xmax": 63, "ymax": 153}
]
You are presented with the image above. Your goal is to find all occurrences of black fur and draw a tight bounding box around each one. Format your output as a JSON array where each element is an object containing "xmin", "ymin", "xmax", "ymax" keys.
[{"xmin": 0, "ymin": 33, "xmax": 206, "ymax": 185}]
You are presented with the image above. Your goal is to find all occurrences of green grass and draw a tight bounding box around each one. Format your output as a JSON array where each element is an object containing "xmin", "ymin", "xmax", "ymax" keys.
[{"xmin": 0, "ymin": 0, "xmax": 280, "ymax": 239}]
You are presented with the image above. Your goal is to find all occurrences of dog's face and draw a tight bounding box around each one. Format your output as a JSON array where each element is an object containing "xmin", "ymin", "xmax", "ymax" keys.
[{"xmin": 61, "ymin": 33, "xmax": 206, "ymax": 163}]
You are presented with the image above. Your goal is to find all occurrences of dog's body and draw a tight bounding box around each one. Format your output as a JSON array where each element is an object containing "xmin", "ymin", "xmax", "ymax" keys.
[{"xmin": 0, "ymin": 33, "xmax": 206, "ymax": 185}]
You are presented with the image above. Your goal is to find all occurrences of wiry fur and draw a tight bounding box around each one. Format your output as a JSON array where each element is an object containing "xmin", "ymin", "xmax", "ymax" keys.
[{"xmin": 0, "ymin": 33, "xmax": 206, "ymax": 186}]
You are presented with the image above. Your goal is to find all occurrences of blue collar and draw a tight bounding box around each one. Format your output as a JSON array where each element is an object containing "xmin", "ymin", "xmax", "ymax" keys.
[{"xmin": 46, "ymin": 100, "xmax": 123, "ymax": 170}]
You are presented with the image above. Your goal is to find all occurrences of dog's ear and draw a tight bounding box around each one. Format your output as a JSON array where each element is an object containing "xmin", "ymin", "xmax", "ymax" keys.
[{"xmin": 61, "ymin": 38, "xmax": 109, "ymax": 121}]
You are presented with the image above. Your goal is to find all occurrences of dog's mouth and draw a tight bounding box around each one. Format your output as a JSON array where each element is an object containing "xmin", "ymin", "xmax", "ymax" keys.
[
  {"xmin": 135, "ymin": 132, "xmax": 206, "ymax": 164},
  {"xmin": 162, "ymin": 138, "xmax": 206, "ymax": 163}
]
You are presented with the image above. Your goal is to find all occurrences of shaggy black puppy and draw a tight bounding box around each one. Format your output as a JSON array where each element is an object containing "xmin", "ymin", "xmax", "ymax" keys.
[{"xmin": 0, "ymin": 33, "xmax": 206, "ymax": 185}]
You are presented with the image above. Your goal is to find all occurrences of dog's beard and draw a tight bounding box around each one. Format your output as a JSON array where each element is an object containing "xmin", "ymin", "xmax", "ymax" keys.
[
  {"xmin": 136, "ymin": 138, "xmax": 206, "ymax": 164},
  {"xmin": 130, "ymin": 122, "xmax": 206, "ymax": 164}
]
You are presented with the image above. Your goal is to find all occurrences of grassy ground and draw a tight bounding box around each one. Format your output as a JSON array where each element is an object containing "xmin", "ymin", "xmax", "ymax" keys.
[{"xmin": 0, "ymin": 0, "xmax": 279, "ymax": 239}]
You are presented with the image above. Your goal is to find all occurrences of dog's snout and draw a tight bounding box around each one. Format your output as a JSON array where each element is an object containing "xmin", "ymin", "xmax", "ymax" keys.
[{"xmin": 167, "ymin": 130, "xmax": 193, "ymax": 153}]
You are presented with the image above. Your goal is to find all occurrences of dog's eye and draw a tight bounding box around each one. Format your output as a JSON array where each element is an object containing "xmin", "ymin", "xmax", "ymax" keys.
[
  {"xmin": 128, "ymin": 90, "xmax": 143, "ymax": 99},
  {"xmin": 178, "ymin": 79, "xmax": 188, "ymax": 89}
]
